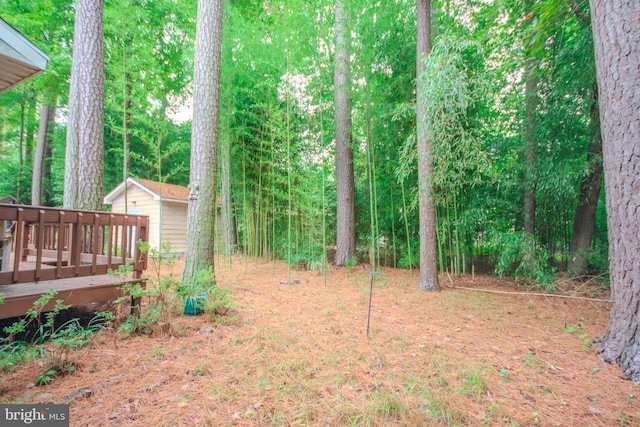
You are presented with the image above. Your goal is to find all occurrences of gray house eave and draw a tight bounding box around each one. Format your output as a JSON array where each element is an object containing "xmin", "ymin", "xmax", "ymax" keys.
[{"xmin": 0, "ymin": 17, "xmax": 49, "ymax": 93}]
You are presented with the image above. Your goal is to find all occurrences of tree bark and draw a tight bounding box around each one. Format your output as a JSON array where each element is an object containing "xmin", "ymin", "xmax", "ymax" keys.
[
  {"xmin": 416, "ymin": 0, "xmax": 440, "ymax": 291},
  {"xmin": 76, "ymin": 0, "xmax": 105, "ymax": 211},
  {"xmin": 590, "ymin": 0, "xmax": 640, "ymax": 383},
  {"xmin": 220, "ymin": 135, "xmax": 237, "ymax": 255},
  {"xmin": 17, "ymin": 95, "xmax": 25, "ymax": 202},
  {"xmin": 182, "ymin": 0, "xmax": 224, "ymax": 282},
  {"xmin": 64, "ymin": 0, "xmax": 83, "ymax": 209},
  {"xmin": 32, "ymin": 104, "xmax": 56, "ymax": 206},
  {"xmin": 333, "ymin": 0, "xmax": 356, "ymax": 266},
  {"xmin": 64, "ymin": 0, "xmax": 104, "ymax": 210},
  {"xmin": 568, "ymin": 86, "xmax": 602, "ymax": 277},
  {"xmin": 43, "ymin": 106, "xmax": 55, "ymax": 206}
]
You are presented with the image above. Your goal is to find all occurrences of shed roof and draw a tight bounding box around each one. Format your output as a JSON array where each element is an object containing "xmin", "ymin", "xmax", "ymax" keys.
[
  {"xmin": 104, "ymin": 178, "xmax": 221, "ymax": 206},
  {"xmin": 104, "ymin": 178, "xmax": 189, "ymax": 205},
  {"xmin": 0, "ymin": 195, "xmax": 18, "ymax": 204},
  {"xmin": 0, "ymin": 17, "xmax": 49, "ymax": 94}
]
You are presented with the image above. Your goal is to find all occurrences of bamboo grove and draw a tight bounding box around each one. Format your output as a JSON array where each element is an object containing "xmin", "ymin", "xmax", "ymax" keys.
[{"xmin": 0, "ymin": 0, "xmax": 606, "ymax": 286}]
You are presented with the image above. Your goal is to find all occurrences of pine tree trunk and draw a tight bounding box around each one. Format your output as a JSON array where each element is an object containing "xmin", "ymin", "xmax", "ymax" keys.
[
  {"xmin": 590, "ymin": 0, "xmax": 640, "ymax": 383},
  {"xmin": 76, "ymin": 0, "xmax": 105, "ymax": 211},
  {"xmin": 416, "ymin": 0, "xmax": 439, "ymax": 291},
  {"xmin": 64, "ymin": 1, "xmax": 83, "ymax": 209},
  {"xmin": 333, "ymin": 0, "xmax": 356, "ymax": 266},
  {"xmin": 182, "ymin": 0, "xmax": 224, "ymax": 282},
  {"xmin": 568, "ymin": 87, "xmax": 602, "ymax": 277}
]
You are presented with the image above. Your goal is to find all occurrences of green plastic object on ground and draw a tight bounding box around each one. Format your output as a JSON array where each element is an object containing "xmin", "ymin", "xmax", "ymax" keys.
[{"xmin": 183, "ymin": 294, "xmax": 206, "ymax": 316}]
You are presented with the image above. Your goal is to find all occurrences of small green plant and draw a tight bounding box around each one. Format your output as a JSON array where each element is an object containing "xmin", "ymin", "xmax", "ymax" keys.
[
  {"xmin": 1, "ymin": 289, "xmax": 106, "ymax": 386},
  {"xmin": 344, "ymin": 256, "xmax": 359, "ymax": 268},
  {"xmin": 150, "ymin": 347, "xmax": 167, "ymax": 359},
  {"xmin": 182, "ymin": 267, "xmax": 236, "ymax": 322},
  {"xmin": 565, "ymin": 325, "xmax": 593, "ymax": 349},
  {"xmin": 459, "ymin": 368, "xmax": 487, "ymax": 398},
  {"xmin": 500, "ymin": 368, "xmax": 509, "ymax": 379},
  {"xmin": 1, "ymin": 290, "xmax": 69, "ymax": 371},
  {"xmin": 522, "ymin": 351, "xmax": 543, "ymax": 369},
  {"xmin": 111, "ymin": 242, "xmax": 183, "ymax": 336},
  {"xmin": 192, "ymin": 362, "xmax": 212, "ymax": 377},
  {"xmin": 35, "ymin": 369, "xmax": 57, "ymax": 386}
]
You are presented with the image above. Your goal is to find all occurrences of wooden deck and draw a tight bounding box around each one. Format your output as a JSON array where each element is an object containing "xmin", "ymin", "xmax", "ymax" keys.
[
  {"xmin": 0, "ymin": 275, "xmax": 144, "ymax": 319},
  {"xmin": 0, "ymin": 204, "xmax": 149, "ymax": 320}
]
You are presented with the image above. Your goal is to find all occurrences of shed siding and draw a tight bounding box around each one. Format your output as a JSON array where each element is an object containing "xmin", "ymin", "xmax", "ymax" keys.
[
  {"xmin": 161, "ymin": 202, "xmax": 188, "ymax": 253},
  {"xmin": 105, "ymin": 181, "xmax": 222, "ymax": 255},
  {"xmin": 110, "ymin": 186, "xmax": 160, "ymax": 251}
]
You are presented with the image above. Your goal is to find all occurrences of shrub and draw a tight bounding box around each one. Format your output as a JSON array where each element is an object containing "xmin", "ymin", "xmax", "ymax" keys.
[{"xmin": 490, "ymin": 231, "xmax": 555, "ymax": 288}]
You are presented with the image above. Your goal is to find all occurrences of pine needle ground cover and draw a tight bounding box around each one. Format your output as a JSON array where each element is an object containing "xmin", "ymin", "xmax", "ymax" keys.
[{"xmin": 0, "ymin": 257, "xmax": 635, "ymax": 426}]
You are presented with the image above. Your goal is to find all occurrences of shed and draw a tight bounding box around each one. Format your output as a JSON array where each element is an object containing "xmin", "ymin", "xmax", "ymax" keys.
[
  {"xmin": 0, "ymin": 17, "xmax": 49, "ymax": 93},
  {"xmin": 104, "ymin": 178, "xmax": 222, "ymax": 255}
]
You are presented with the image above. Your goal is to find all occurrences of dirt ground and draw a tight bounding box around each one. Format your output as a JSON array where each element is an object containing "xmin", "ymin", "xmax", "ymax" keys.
[{"xmin": 1, "ymin": 256, "xmax": 638, "ymax": 426}]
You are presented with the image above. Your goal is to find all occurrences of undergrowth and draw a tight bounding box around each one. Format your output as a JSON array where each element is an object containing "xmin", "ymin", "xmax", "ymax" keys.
[
  {"xmin": 0, "ymin": 290, "xmax": 109, "ymax": 385},
  {"xmin": 111, "ymin": 241, "xmax": 236, "ymax": 337}
]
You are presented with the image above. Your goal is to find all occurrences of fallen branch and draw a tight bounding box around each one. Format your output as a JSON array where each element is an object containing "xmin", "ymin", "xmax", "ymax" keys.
[{"xmin": 453, "ymin": 286, "xmax": 610, "ymax": 303}]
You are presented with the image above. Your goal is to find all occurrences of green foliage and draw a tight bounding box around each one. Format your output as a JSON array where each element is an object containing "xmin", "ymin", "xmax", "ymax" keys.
[
  {"xmin": 500, "ymin": 368, "xmax": 509, "ymax": 379},
  {"xmin": 182, "ymin": 267, "xmax": 235, "ymax": 323},
  {"xmin": 111, "ymin": 244, "xmax": 235, "ymax": 332},
  {"xmin": 35, "ymin": 369, "xmax": 57, "ymax": 386},
  {"xmin": 565, "ymin": 324, "xmax": 594, "ymax": 349},
  {"xmin": 110, "ymin": 247, "xmax": 181, "ymax": 336},
  {"xmin": 0, "ymin": 290, "xmax": 106, "ymax": 384},
  {"xmin": 420, "ymin": 37, "xmax": 489, "ymax": 193},
  {"xmin": 397, "ymin": 242, "xmax": 419, "ymax": 269},
  {"xmin": 491, "ymin": 232, "xmax": 555, "ymax": 287},
  {"xmin": 459, "ymin": 368, "xmax": 488, "ymax": 399},
  {"xmin": 2, "ymin": 290, "xmax": 68, "ymax": 344},
  {"xmin": 0, "ymin": 0, "xmax": 610, "ymax": 283}
]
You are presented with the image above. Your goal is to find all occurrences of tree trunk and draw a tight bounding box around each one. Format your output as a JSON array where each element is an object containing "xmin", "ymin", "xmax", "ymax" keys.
[
  {"xmin": 590, "ymin": 0, "xmax": 640, "ymax": 383},
  {"xmin": 182, "ymin": 0, "xmax": 224, "ymax": 282},
  {"xmin": 416, "ymin": 0, "xmax": 440, "ymax": 291},
  {"xmin": 32, "ymin": 104, "xmax": 55, "ymax": 206},
  {"xmin": 17, "ymin": 95, "xmax": 25, "ymax": 202},
  {"xmin": 220, "ymin": 135, "xmax": 237, "ymax": 255},
  {"xmin": 64, "ymin": 0, "xmax": 83, "ymax": 209},
  {"xmin": 568, "ymin": 86, "xmax": 602, "ymax": 277},
  {"xmin": 43, "ymin": 106, "xmax": 55, "ymax": 206},
  {"xmin": 333, "ymin": 0, "xmax": 356, "ymax": 266},
  {"xmin": 76, "ymin": 0, "xmax": 105, "ymax": 211}
]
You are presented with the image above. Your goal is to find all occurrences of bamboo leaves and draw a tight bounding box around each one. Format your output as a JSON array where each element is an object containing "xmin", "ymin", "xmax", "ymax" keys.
[{"xmin": 419, "ymin": 37, "xmax": 488, "ymax": 195}]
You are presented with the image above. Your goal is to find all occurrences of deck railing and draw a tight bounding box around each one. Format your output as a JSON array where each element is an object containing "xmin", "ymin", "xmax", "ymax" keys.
[{"xmin": 0, "ymin": 203, "xmax": 149, "ymax": 286}]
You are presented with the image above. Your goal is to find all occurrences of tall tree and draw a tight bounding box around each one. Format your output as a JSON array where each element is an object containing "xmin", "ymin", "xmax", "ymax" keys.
[
  {"xmin": 220, "ymin": 131, "xmax": 237, "ymax": 255},
  {"xmin": 31, "ymin": 103, "xmax": 56, "ymax": 206},
  {"xmin": 64, "ymin": 0, "xmax": 105, "ymax": 210},
  {"xmin": 590, "ymin": 0, "xmax": 640, "ymax": 382},
  {"xmin": 182, "ymin": 0, "xmax": 224, "ymax": 282},
  {"xmin": 64, "ymin": 0, "xmax": 83, "ymax": 209},
  {"xmin": 416, "ymin": 0, "xmax": 440, "ymax": 291},
  {"xmin": 568, "ymin": 85, "xmax": 602, "ymax": 277},
  {"xmin": 565, "ymin": 3, "xmax": 603, "ymax": 278},
  {"xmin": 333, "ymin": 0, "xmax": 356, "ymax": 266}
]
